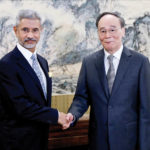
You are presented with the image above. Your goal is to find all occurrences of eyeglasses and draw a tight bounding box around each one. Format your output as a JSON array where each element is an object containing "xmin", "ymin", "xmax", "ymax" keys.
[{"xmin": 99, "ymin": 28, "xmax": 121, "ymax": 35}]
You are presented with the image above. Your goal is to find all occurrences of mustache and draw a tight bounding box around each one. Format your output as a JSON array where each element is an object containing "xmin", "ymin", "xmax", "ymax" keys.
[{"xmin": 24, "ymin": 38, "xmax": 37, "ymax": 42}]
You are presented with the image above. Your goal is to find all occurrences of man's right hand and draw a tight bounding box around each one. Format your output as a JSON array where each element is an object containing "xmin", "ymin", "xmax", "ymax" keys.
[
  {"xmin": 58, "ymin": 112, "xmax": 74, "ymax": 130},
  {"xmin": 63, "ymin": 113, "xmax": 74, "ymax": 130}
]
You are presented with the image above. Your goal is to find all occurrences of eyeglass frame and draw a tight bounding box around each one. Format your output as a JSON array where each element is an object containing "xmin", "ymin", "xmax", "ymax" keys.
[{"xmin": 98, "ymin": 27, "xmax": 123, "ymax": 36}]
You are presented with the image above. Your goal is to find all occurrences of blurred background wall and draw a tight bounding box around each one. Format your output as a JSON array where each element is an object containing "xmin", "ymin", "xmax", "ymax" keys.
[{"xmin": 0, "ymin": 0, "xmax": 150, "ymax": 95}]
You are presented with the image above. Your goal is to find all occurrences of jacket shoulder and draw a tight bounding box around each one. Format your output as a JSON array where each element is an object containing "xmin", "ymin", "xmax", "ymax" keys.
[
  {"xmin": 124, "ymin": 47, "xmax": 148, "ymax": 60},
  {"xmin": 83, "ymin": 50, "xmax": 103, "ymax": 62}
]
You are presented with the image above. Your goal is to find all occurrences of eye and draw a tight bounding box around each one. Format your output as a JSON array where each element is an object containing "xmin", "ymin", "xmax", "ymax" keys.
[
  {"xmin": 22, "ymin": 28, "xmax": 29, "ymax": 32},
  {"xmin": 110, "ymin": 29, "xmax": 115, "ymax": 32},
  {"xmin": 100, "ymin": 30, "xmax": 106, "ymax": 33},
  {"xmin": 33, "ymin": 28, "xmax": 39, "ymax": 32}
]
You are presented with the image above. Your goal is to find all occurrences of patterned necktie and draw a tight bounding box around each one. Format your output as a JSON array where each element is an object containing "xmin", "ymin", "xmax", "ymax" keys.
[
  {"xmin": 31, "ymin": 54, "xmax": 47, "ymax": 99},
  {"xmin": 107, "ymin": 55, "xmax": 115, "ymax": 94}
]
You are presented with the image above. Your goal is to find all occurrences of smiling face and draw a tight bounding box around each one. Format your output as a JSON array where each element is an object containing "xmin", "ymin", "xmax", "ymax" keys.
[
  {"xmin": 97, "ymin": 14, "xmax": 125, "ymax": 54},
  {"xmin": 13, "ymin": 18, "xmax": 42, "ymax": 53}
]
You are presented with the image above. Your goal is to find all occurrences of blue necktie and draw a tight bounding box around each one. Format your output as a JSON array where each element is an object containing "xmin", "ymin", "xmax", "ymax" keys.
[
  {"xmin": 31, "ymin": 54, "xmax": 47, "ymax": 99},
  {"xmin": 107, "ymin": 55, "xmax": 115, "ymax": 94}
]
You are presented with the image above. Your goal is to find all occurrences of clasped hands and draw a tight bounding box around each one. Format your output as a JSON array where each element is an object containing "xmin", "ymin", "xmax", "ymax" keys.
[{"xmin": 58, "ymin": 112, "xmax": 74, "ymax": 130}]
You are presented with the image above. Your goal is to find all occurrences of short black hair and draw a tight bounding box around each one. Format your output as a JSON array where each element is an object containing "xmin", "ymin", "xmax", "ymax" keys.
[{"xmin": 96, "ymin": 12, "xmax": 125, "ymax": 28}]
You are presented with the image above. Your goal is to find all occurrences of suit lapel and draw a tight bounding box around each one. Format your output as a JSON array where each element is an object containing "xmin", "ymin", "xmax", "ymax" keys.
[
  {"xmin": 13, "ymin": 47, "xmax": 46, "ymax": 100},
  {"xmin": 37, "ymin": 55, "xmax": 47, "ymax": 75},
  {"xmin": 37, "ymin": 55, "xmax": 52, "ymax": 103},
  {"xmin": 111, "ymin": 47, "xmax": 132, "ymax": 98},
  {"xmin": 95, "ymin": 50, "xmax": 109, "ymax": 99}
]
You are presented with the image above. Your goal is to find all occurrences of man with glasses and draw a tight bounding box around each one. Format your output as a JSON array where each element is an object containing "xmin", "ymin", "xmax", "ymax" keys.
[{"xmin": 65, "ymin": 12, "xmax": 150, "ymax": 150}]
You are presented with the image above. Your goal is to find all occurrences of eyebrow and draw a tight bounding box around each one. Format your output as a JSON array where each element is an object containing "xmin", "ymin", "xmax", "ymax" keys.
[{"xmin": 99, "ymin": 25, "xmax": 117, "ymax": 30}]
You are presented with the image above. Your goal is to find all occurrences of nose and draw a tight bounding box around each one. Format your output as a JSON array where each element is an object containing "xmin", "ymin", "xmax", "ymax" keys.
[
  {"xmin": 105, "ymin": 31, "xmax": 111, "ymax": 37},
  {"xmin": 27, "ymin": 31, "xmax": 34, "ymax": 38}
]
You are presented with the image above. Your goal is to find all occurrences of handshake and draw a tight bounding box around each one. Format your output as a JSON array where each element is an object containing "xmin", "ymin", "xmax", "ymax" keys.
[{"xmin": 58, "ymin": 112, "xmax": 74, "ymax": 130}]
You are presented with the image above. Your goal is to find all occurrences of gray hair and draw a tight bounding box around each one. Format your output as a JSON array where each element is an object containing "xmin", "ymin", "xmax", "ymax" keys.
[{"xmin": 16, "ymin": 9, "xmax": 42, "ymax": 26}]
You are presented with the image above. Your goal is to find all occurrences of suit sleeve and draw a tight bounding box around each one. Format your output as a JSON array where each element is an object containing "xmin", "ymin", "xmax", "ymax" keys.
[
  {"xmin": 139, "ymin": 57, "xmax": 150, "ymax": 150},
  {"xmin": 0, "ymin": 60, "xmax": 58, "ymax": 124},
  {"xmin": 68, "ymin": 58, "xmax": 90, "ymax": 121}
]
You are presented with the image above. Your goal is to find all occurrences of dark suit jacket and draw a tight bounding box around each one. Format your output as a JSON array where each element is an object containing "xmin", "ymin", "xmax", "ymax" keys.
[
  {"xmin": 68, "ymin": 47, "xmax": 150, "ymax": 150},
  {"xmin": 0, "ymin": 47, "xmax": 58, "ymax": 150}
]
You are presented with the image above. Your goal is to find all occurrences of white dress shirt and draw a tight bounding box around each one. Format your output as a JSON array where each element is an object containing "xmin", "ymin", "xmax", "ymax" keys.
[
  {"xmin": 104, "ymin": 45, "xmax": 123, "ymax": 75},
  {"xmin": 17, "ymin": 43, "xmax": 47, "ymax": 93}
]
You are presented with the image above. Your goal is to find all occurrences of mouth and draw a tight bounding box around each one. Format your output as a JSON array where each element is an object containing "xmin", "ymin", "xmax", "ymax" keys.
[
  {"xmin": 104, "ymin": 38, "xmax": 114, "ymax": 43},
  {"xmin": 104, "ymin": 41, "xmax": 113, "ymax": 44},
  {"xmin": 26, "ymin": 40, "xmax": 36, "ymax": 43},
  {"xmin": 24, "ymin": 38, "xmax": 37, "ymax": 42}
]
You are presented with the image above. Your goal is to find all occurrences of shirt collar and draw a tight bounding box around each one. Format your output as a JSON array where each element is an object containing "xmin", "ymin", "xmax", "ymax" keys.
[
  {"xmin": 17, "ymin": 43, "xmax": 37, "ymax": 61},
  {"xmin": 104, "ymin": 45, "xmax": 123, "ymax": 60}
]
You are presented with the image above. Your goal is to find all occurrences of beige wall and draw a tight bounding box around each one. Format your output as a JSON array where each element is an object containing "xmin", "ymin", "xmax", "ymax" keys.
[{"xmin": 52, "ymin": 94, "xmax": 90, "ymax": 120}]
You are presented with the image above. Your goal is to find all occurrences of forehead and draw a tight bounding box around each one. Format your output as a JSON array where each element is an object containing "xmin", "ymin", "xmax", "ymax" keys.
[
  {"xmin": 98, "ymin": 14, "xmax": 121, "ymax": 28},
  {"xmin": 18, "ymin": 18, "xmax": 41, "ymax": 28}
]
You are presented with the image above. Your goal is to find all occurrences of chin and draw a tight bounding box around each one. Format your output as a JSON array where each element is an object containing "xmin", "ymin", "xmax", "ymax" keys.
[
  {"xmin": 24, "ymin": 44, "xmax": 36, "ymax": 49},
  {"xmin": 104, "ymin": 46, "xmax": 113, "ymax": 51}
]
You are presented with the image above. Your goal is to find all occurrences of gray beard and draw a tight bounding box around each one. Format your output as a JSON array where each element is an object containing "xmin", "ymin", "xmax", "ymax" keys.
[{"xmin": 23, "ymin": 43, "xmax": 36, "ymax": 49}]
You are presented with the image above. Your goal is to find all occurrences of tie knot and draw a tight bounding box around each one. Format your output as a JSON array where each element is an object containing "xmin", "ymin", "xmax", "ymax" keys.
[
  {"xmin": 107, "ymin": 55, "xmax": 114, "ymax": 62},
  {"xmin": 31, "ymin": 54, "xmax": 37, "ymax": 61}
]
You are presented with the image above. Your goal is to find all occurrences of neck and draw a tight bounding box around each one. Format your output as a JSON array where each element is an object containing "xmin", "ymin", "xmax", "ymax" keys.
[
  {"xmin": 106, "ymin": 45, "xmax": 123, "ymax": 55},
  {"xmin": 27, "ymin": 48, "xmax": 35, "ymax": 53}
]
